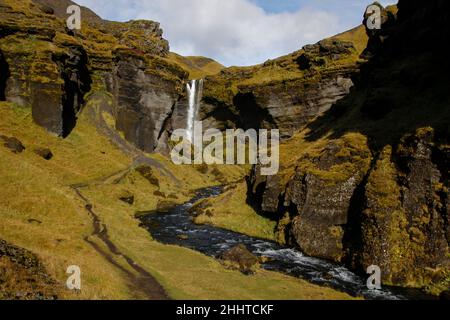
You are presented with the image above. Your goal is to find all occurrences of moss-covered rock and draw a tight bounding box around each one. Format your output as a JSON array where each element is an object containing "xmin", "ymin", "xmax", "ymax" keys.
[
  {"xmin": 199, "ymin": 29, "xmax": 367, "ymax": 137},
  {"xmin": 248, "ymin": 1, "xmax": 450, "ymax": 294},
  {"xmin": 0, "ymin": 0, "xmax": 188, "ymax": 150}
]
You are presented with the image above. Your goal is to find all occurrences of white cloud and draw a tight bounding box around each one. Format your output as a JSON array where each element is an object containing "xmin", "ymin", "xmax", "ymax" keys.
[{"xmin": 75, "ymin": 0, "xmax": 345, "ymax": 66}]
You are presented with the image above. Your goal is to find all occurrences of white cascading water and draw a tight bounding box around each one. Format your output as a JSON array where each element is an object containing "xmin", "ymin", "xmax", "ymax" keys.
[{"xmin": 186, "ymin": 79, "xmax": 203, "ymax": 142}]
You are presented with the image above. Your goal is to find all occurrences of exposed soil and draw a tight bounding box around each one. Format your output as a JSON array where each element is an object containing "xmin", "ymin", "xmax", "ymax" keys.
[{"xmin": 70, "ymin": 171, "xmax": 169, "ymax": 300}]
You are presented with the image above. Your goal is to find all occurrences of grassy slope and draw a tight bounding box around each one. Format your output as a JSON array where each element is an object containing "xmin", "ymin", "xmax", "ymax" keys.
[
  {"xmin": 0, "ymin": 102, "xmax": 354, "ymax": 300},
  {"xmin": 202, "ymin": 24, "xmax": 369, "ymax": 109},
  {"xmin": 193, "ymin": 182, "xmax": 277, "ymax": 241},
  {"xmin": 167, "ymin": 52, "xmax": 224, "ymax": 79}
]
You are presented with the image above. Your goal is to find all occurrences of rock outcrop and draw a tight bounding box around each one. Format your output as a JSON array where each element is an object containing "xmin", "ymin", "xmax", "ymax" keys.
[
  {"xmin": 0, "ymin": 48, "xmax": 8, "ymax": 100},
  {"xmin": 0, "ymin": 239, "xmax": 58, "ymax": 300},
  {"xmin": 0, "ymin": 0, "xmax": 186, "ymax": 150},
  {"xmin": 248, "ymin": 1, "xmax": 450, "ymax": 294},
  {"xmin": 196, "ymin": 27, "xmax": 368, "ymax": 138},
  {"xmin": 1, "ymin": 135, "xmax": 25, "ymax": 153},
  {"xmin": 112, "ymin": 50, "xmax": 185, "ymax": 152},
  {"xmin": 34, "ymin": 147, "xmax": 53, "ymax": 160},
  {"xmin": 220, "ymin": 244, "xmax": 259, "ymax": 275}
]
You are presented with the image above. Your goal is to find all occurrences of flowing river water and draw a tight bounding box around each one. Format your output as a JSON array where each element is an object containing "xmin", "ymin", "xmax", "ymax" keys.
[{"xmin": 139, "ymin": 186, "xmax": 435, "ymax": 300}]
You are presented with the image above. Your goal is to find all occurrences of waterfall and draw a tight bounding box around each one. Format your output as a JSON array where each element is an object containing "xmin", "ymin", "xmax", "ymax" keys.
[{"xmin": 186, "ymin": 79, "xmax": 203, "ymax": 142}]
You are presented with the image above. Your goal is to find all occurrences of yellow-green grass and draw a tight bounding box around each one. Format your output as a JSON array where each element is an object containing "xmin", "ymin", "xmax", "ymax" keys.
[
  {"xmin": 0, "ymin": 102, "xmax": 135, "ymax": 299},
  {"xmin": 167, "ymin": 53, "xmax": 224, "ymax": 79},
  {"xmin": 0, "ymin": 102, "xmax": 355, "ymax": 300},
  {"xmin": 202, "ymin": 24, "xmax": 369, "ymax": 108},
  {"xmin": 82, "ymin": 182, "xmax": 355, "ymax": 300},
  {"xmin": 193, "ymin": 182, "xmax": 277, "ymax": 241},
  {"xmin": 331, "ymin": 25, "xmax": 368, "ymax": 60}
]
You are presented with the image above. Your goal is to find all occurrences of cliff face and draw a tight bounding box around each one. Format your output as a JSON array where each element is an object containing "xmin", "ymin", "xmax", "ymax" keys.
[
  {"xmin": 197, "ymin": 26, "xmax": 368, "ymax": 138},
  {"xmin": 248, "ymin": 1, "xmax": 450, "ymax": 292},
  {"xmin": 0, "ymin": 0, "xmax": 185, "ymax": 150},
  {"xmin": 112, "ymin": 50, "xmax": 186, "ymax": 152},
  {"xmin": 0, "ymin": 0, "xmax": 368, "ymax": 150}
]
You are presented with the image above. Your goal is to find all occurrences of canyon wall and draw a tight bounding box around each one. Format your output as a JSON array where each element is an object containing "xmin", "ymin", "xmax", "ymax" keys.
[
  {"xmin": 0, "ymin": 0, "xmax": 368, "ymax": 151},
  {"xmin": 0, "ymin": 0, "xmax": 186, "ymax": 149},
  {"xmin": 1, "ymin": 0, "xmax": 448, "ymax": 294},
  {"xmin": 248, "ymin": 1, "xmax": 449, "ymax": 291},
  {"xmin": 198, "ymin": 29, "xmax": 367, "ymax": 138}
]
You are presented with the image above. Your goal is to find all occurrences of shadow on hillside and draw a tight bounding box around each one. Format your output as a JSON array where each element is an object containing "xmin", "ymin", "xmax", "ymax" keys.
[
  {"xmin": 0, "ymin": 49, "xmax": 9, "ymax": 101},
  {"xmin": 303, "ymin": 49, "xmax": 450, "ymax": 154},
  {"xmin": 59, "ymin": 48, "xmax": 92, "ymax": 138}
]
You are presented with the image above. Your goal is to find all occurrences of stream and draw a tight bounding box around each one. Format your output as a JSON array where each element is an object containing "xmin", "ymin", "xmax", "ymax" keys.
[{"xmin": 139, "ymin": 186, "xmax": 433, "ymax": 300}]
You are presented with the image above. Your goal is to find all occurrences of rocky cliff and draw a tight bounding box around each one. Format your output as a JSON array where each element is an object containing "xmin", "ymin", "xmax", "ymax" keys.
[
  {"xmin": 0, "ymin": 0, "xmax": 370, "ymax": 151},
  {"xmin": 195, "ymin": 26, "xmax": 368, "ymax": 138},
  {"xmin": 0, "ymin": 0, "xmax": 186, "ymax": 151},
  {"xmin": 248, "ymin": 1, "xmax": 450, "ymax": 293}
]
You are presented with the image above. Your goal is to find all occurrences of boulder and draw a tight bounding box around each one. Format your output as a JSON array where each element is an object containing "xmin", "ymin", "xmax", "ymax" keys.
[
  {"xmin": 34, "ymin": 148, "xmax": 53, "ymax": 160},
  {"xmin": 220, "ymin": 244, "xmax": 259, "ymax": 275},
  {"xmin": 156, "ymin": 200, "xmax": 176, "ymax": 213},
  {"xmin": 136, "ymin": 165, "xmax": 160, "ymax": 187},
  {"xmin": 1, "ymin": 135, "xmax": 25, "ymax": 153}
]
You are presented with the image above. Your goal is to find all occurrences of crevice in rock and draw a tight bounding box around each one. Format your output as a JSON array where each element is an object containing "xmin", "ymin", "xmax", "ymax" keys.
[
  {"xmin": 53, "ymin": 46, "xmax": 92, "ymax": 138},
  {"xmin": 202, "ymin": 96, "xmax": 240, "ymax": 127},
  {"xmin": 233, "ymin": 92, "xmax": 276, "ymax": 130},
  {"xmin": 0, "ymin": 49, "xmax": 9, "ymax": 101},
  {"xmin": 342, "ymin": 153, "xmax": 380, "ymax": 271},
  {"xmin": 156, "ymin": 100, "xmax": 176, "ymax": 145},
  {"xmin": 431, "ymin": 144, "xmax": 450, "ymax": 246},
  {"xmin": 245, "ymin": 175, "xmax": 266, "ymax": 213}
]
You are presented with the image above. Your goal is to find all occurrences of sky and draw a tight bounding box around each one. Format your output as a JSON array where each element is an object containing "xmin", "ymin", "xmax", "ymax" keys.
[{"xmin": 75, "ymin": 0, "xmax": 397, "ymax": 67}]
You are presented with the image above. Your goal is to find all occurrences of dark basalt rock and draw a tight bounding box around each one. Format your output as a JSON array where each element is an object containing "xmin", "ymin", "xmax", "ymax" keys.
[
  {"xmin": 195, "ymin": 31, "xmax": 363, "ymax": 142},
  {"xmin": 53, "ymin": 46, "xmax": 92, "ymax": 138},
  {"xmin": 2, "ymin": 0, "xmax": 179, "ymax": 147},
  {"xmin": 0, "ymin": 49, "xmax": 9, "ymax": 101},
  {"xmin": 353, "ymin": 130, "xmax": 450, "ymax": 286},
  {"xmin": 261, "ymin": 137, "xmax": 372, "ymax": 262},
  {"xmin": 248, "ymin": 0, "xmax": 450, "ymax": 292},
  {"xmin": 135, "ymin": 165, "xmax": 160, "ymax": 187},
  {"xmin": 361, "ymin": 2, "xmax": 397, "ymax": 60},
  {"xmin": 34, "ymin": 148, "xmax": 53, "ymax": 160},
  {"xmin": 1, "ymin": 135, "xmax": 25, "ymax": 153},
  {"xmin": 201, "ymin": 38, "xmax": 357, "ymax": 139},
  {"xmin": 296, "ymin": 54, "xmax": 312, "ymax": 71},
  {"xmin": 112, "ymin": 50, "xmax": 184, "ymax": 152}
]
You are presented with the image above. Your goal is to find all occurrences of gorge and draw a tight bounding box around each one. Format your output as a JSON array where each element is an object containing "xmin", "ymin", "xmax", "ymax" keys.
[{"xmin": 0, "ymin": 0, "xmax": 449, "ymax": 300}]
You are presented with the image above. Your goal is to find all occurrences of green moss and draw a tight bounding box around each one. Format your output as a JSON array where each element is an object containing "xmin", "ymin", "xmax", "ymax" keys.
[
  {"xmin": 166, "ymin": 53, "xmax": 224, "ymax": 79},
  {"xmin": 296, "ymin": 133, "xmax": 371, "ymax": 186},
  {"xmin": 193, "ymin": 182, "xmax": 277, "ymax": 241},
  {"xmin": 202, "ymin": 25, "xmax": 368, "ymax": 107}
]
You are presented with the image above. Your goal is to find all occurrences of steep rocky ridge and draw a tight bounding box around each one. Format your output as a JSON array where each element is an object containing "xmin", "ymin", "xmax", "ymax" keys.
[
  {"xmin": 0, "ymin": 0, "xmax": 185, "ymax": 151},
  {"xmin": 0, "ymin": 0, "xmax": 371, "ymax": 152},
  {"xmin": 195, "ymin": 25, "xmax": 369, "ymax": 138},
  {"xmin": 248, "ymin": 1, "xmax": 450, "ymax": 294}
]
